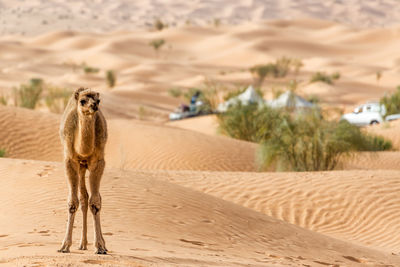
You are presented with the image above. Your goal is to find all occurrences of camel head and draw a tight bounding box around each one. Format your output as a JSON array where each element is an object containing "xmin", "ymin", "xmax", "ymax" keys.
[{"xmin": 75, "ymin": 87, "xmax": 101, "ymax": 117}]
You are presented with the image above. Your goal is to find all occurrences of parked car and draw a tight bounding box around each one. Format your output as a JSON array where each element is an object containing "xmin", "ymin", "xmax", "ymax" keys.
[{"xmin": 341, "ymin": 102, "xmax": 386, "ymax": 126}]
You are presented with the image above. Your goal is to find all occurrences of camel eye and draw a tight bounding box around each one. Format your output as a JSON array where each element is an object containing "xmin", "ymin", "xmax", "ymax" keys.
[{"xmin": 80, "ymin": 99, "xmax": 86, "ymax": 105}]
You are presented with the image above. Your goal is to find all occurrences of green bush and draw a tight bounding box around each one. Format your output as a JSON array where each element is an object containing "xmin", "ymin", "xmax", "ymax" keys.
[
  {"xmin": 307, "ymin": 95, "xmax": 320, "ymax": 104},
  {"xmin": 14, "ymin": 78, "xmax": 43, "ymax": 109},
  {"xmin": 218, "ymin": 103, "xmax": 391, "ymax": 171},
  {"xmin": 154, "ymin": 18, "xmax": 166, "ymax": 31},
  {"xmin": 0, "ymin": 95, "xmax": 7, "ymax": 105},
  {"xmin": 217, "ymin": 103, "xmax": 282, "ymax": 143},
  {"xmin": 250, "ymin": 57, "xmax": 297, "ymax": 87},
  {"xmin": 83, "ymin": 65, "xmax": 100, "ymax": 74},
  {"xmin": 149, "ymin": 39, "xmax": 166, "ymax": 55},
  {"xmin": 106, "ymin": 70, "xmax": 116, "ymax": 88},
  {"xmin": 213, "ymin": 18, "xmax": 221, "ymax": 27},
  {"xmin": 260, "ymin": 114, "xmax": 391, "ymax": 171},
  {"xmin": 310, "ymin": 72, "xmax": 341, "ymax": 85},
  {"xmin": 0, "ymin": 148, "xmax": 5, "ymax": 157},
  {"xmin": 381, "ymin": 86, "xmax": 400, "ymax": 116}
]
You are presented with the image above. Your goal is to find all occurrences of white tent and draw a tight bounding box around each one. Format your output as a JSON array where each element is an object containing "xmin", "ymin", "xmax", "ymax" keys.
[
  {"xmin": 217, "ymin": 85, "xmax": 264, "ymax": 112},
  {"xmin": 267, "ymin": 91, "xmax": 314, "ymax": 109}
]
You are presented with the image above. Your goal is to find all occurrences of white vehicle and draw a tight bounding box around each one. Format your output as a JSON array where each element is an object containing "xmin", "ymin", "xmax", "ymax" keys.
[{"xmin": 341, "ymin": 102, "xmax": 386, "ymax": 126}]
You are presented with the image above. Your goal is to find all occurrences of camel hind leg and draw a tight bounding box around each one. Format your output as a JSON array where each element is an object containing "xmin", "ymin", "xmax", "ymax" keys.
[
  {"xmin": 89, "ymin": 159, "xmax": 107, "ymax": 254},
  {"xmin": 58, "ymin": 159, "xmax": 79, "ymax": 253},
  {"xmin": 78, "ymin": 164, "xmax": 88, "ymax": 250}
]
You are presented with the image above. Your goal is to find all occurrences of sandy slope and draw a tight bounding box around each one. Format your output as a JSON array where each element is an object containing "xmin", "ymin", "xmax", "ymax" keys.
[
  {"xmin": 1, "ymin": 4, "xmax": 400, "ymax": 266},
  {"xmin": 166, "ymin": 115, "xmax": 219, "ymax": 136},
  {"xmin": 151, "ymin": 169, "xmax": 400, "ymax": 253},
  {"xmin": 1, "ymin": 158, "xmax": 399, "ymax": 266},
  {"xmin": 0, "ymin": 105, "xmax": 256, "ymax": 171}
]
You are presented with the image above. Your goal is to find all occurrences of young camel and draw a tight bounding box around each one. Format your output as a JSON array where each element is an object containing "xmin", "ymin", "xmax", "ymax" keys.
[{"xmin": 58, "ymin": 87, "xmax": 108, "ymax": 254}]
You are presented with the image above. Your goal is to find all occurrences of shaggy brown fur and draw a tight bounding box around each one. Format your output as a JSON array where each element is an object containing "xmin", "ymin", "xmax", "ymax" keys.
[{"xmin": 58, "ymin": 87, "xmax": 108, "ymax": 254}]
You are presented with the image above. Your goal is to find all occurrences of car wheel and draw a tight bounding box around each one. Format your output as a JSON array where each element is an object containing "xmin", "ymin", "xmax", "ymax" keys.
[{"xmin": 370, "ymin": 120, "xmax": 379, "ymax": 125}]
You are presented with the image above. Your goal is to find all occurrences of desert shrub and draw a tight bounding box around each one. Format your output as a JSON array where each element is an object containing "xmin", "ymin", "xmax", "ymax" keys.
[
  {"xmin": 14, "ymin": 78, "xmax": 43, "ymax": 109},
  {"xmin": 154, "ymin": 18, "xmax": 166, "ymax": 31},
  {"xmin": 250, "ymin": 64, "xmax": 272, "ymax": 87},
  {"xmin": 149, "ymin": 39, "xmax": 165, "ymax": 55},
  {"xmin": 213, "ymin": 18, "xmax": 221, "ymax": 27},
  {"xmin": 0, "ymin": 148, "xmax": 5, "ymax": 157},
  {"xmin": 250, "ymin": 57, "xmax": 296, "ymax": 87},
  {"xmin": 106, "ymin": 70, "xmax": 116, "ymax": 88},
  {"xmin": 217, "ymin": 103, "xmax": 282, "ymax": 143},
  {"xmin": 274, "ymin": 57, "xmax": 292, "ymax": 77},
  {"xmin": 138, "ymin": 106, "xmax": 147, "ymax": 120},
  {"xmin": 218, "ymin": 103, "xmax": 391, "ymax": 171},
  {"xmin": 259, "ymin": 114, "xmax": 390, "ymax": 171},
  {"xmin": 0, "ymin": 95, "xmax": 7, "ymax": 105},
  {"xmin": 292, "ymin": 58, "xmax": 304, "ymax": 77},
  {"xmin": 307, "ymin": 95, "xmax": 320, "ymax": 104},
  {"xmin": 310, "ymin": 72, "xmax": 333, "ymax": 84},
  {"xmin": 331, "ymin": 120, "xmax": 391, "ymax": 151},
  {"xmin": 380, "ymin": 86, "xmax": 400, "ymax": 116},
  {"xmin": 168, "ymin": 88, "xmax": 183, "ymax": 98},
  {"xmin": 331, "ymin": 72, "xmax": 341, "ymax": 80},
  {"xmin": 310, "ymin": 72, "xmax": 340, "ymax": 85},
  {"xmin": 45, "ymin": 87, "xmax": 71, "ymax": 114},
  {"xmin": 83, "ymin": 65, "xmax": 100, "ymax": 74},
  {"xmin": 259, "ymin": 111, "xmax": 348, "ymax": 171}
]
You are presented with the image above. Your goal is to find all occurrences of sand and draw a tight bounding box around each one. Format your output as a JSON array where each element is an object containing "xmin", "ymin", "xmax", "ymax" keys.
[
  {"xmin": 1, "ymin": 1, "xmax": 400, "ymax": 266},
  {"xmin": 0, "ymin": 105, "xmax": 256, "ymax": 171},
  {"xmin": 1, "ymin": 0, "xmax": 400, "ymax": 36},
  {"xmin": 1, "ymin": 17, "xmax": 400, "ymax": 121},
  {"xmin": 1, "ymin": 158, "xmax": 400, "ymax": 266}
]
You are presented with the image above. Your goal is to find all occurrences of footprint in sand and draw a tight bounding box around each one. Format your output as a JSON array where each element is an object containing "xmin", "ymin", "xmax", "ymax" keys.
[{"xmin": 36, "ymin": 165, "xmax": 54, "ymax": 177}]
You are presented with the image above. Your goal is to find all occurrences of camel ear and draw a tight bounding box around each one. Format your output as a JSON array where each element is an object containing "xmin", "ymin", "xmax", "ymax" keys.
[
  {"xmin": 96, "ymin": 92, "xmax": 100, "ymax": 98},
  {"xmin": 74, "ymin": 87, "xmax": 85, "ymax": 100}
]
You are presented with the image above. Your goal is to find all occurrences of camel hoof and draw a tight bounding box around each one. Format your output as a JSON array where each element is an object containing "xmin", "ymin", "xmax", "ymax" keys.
[
  {"xmin": 78, "ymin": 245, "xmax": 87, "ymax": 250},
  {"xmin": 95, "ymin": 248, "xmax": 107, "ymax": 254},
  {"xmin": 57, "ymin": 248, "xmax": 70, "ymax": 253}
]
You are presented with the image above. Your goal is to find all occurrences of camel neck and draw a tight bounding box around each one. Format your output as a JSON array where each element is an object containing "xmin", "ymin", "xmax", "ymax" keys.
[{"xmin": 75, "ymin": 114, "xmax": 95, "ymax": 157}]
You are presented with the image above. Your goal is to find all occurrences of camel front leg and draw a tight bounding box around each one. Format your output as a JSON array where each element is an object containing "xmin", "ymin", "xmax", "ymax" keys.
[
  {"xmin": 58, "ymin": 159, "xmax": 79, "ymax": 253},
  {"xmin": 89, "ymin": 159, "xmax": 107, "ymax": 254},
  {"xmin": 78, "ymin": 165, "xmax": 88, "ymax": 250}
]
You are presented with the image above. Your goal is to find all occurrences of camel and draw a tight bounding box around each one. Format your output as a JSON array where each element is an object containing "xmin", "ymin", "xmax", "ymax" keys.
[{"xmin": 58, "ymin": 87, "xmax": 108, "ymax": 254}]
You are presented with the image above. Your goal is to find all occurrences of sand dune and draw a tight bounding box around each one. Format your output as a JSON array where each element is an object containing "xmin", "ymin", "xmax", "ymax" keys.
[
  {"xmin": 1, "ymin": 158, "xmax": 399, "ymax": 266},
  {"xmin": 1, "ymin": 20, "xmax": 400, "ymax": 121},
  {"xmin": 0, "ymin": 106, "xmax": 256, "ymax": 171},
  {"xmin": 1, "ymin": 3, "xmax": 400, "ymax": 265},
  {"xmin": 0, "ymin": 105, "xmax": 62, "ymax": 162},
  {"xmin": 2, "ymin": 0, "xmax": 400, "ymax": 36},
  {"xmin": 153, "ymin": 169, "xmax": 400, "ymax": 253}
]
